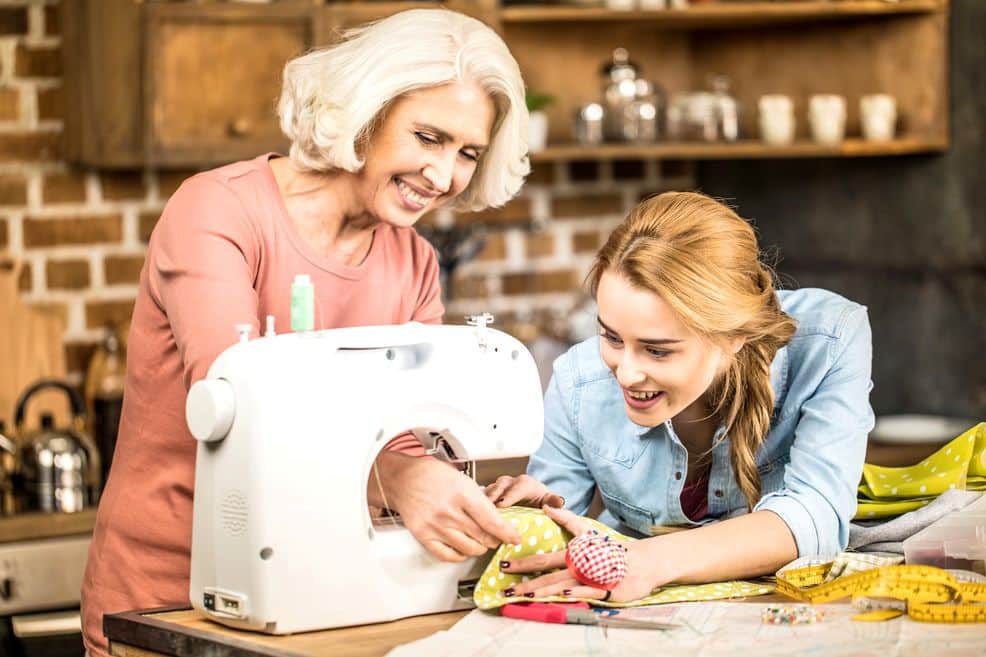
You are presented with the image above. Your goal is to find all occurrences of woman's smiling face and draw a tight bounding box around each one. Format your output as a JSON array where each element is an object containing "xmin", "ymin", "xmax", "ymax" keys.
[
  {"xmin": 596, "ymin": 270, "xmax": 737, "ymax": 427},
  {"xmin": 356, "ymin": 81, "xmax": 495, "ymax": 226}
]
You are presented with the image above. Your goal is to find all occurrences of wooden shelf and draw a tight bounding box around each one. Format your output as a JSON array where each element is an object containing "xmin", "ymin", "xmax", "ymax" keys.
[
  {"xmin": 63, "ymin": 1, "xmax": 949, "ymax": 168},
  {"xmin": 499, "ymin": 1, "xmax": 945, "ymax": 26},
  {"xmin": 529, "ymin": 137, "xmax": 948, "ymax": 162},
  {"xmin": 0, "ymin": 508, "xmax": 97, "ymax": 543}
]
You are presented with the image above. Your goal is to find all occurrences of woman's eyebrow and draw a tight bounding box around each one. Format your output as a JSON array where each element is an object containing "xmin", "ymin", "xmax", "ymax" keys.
[{"xmin": 597, "ymin": 316, "xmax": 683, "ymax": 345}]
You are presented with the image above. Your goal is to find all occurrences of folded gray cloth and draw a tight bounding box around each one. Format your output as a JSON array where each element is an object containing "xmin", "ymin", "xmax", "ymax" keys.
[
  {"xmin": 856, "ymin": 541, "xmax": 907, "ymax": 553},
  {"xmin": 849, "ymin": 489, "xmax": 982, "ymax": 553}
]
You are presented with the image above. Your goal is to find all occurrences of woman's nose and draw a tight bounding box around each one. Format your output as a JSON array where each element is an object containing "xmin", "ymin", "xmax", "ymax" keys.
[
  {"xmin": 615, "ymin": 352, "xmax": 646, "ymax": 388},
  {"xmin": 422, "ymin": 154, "xmax": 454, "ymax": 194}
]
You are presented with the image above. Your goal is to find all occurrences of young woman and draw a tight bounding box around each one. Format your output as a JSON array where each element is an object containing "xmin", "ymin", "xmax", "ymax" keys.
[
  {"xmin": 485, "ymin": 191, "xmax": 875, "ymax": 602},
  {"xmin": 82, "ymin": 10, "xmax": 529, "ymax": 656}
]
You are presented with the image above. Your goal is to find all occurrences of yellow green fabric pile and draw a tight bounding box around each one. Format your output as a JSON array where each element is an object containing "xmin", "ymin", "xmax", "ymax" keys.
[
  {"xmin": 473, "ymin": 506, "xmax": 774, "ymax": 610},
  {"xmin": 857, "ymin": 422, "xmax": 986, "ymax": 519}
]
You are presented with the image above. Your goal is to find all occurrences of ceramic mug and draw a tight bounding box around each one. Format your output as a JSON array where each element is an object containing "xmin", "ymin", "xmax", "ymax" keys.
[
  {"xmin": 758, "ymin": 94, "xmax": 795, "ymax": 145},
  {"xmin": 808, "ymin": 94, "xmax": 846, "ymax": 146},
  {"xmin": 528, "ymin": 110, "xmax": 548, "ymax": 153},
  {"xmin": 860, "ymin": 94, "xmax": 897, "ymax": 141}
]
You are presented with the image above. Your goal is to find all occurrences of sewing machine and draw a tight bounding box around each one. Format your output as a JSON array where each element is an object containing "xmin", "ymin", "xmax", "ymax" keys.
[{"xmin": 185, "ymin": 317, "xmax": 544, "ymax": 634}]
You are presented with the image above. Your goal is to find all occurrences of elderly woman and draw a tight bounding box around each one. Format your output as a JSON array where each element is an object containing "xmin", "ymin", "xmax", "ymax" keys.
[{"xmin": 81, "ymin": 9, "xmax": 529, "ymax": 657}]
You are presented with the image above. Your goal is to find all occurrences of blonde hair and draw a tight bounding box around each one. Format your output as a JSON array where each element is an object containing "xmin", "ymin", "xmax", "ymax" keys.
[
  {"xmin": 587, "ymin": 192, "xmax": 797, "ymax": 511},
  {"xmin": 277, "ymin": 8, "xmax": 530, "ymax": 211}
]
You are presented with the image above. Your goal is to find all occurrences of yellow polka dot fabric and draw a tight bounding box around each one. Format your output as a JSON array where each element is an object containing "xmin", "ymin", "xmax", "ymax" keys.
[
  {"xmin": 857, "ymin": 422, "xmax": 986, "ymax": 519},
  {"xmin": 472, "ymin": 506, "xmax": 774, "ymax": 610}
]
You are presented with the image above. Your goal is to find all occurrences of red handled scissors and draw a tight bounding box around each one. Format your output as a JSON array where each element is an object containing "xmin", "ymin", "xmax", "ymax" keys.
[{"xmin": 501, "ymin": 601, "xmax": 679, "ymax": 630}]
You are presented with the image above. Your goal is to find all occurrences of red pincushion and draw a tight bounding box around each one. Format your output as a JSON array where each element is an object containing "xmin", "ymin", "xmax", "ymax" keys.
[{"xmin": 564, "ymin": 530, "xmax": 628, "ymax": 591}]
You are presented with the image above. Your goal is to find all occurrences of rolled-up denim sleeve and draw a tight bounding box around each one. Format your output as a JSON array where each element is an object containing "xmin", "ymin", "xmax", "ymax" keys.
[
  {"xmin": 527, "ymin": 358, "xmax": 597, "ymax": 516},
  {"xmin": 755, "ymin": 306, "xmax": 875, "ymax": 556}
]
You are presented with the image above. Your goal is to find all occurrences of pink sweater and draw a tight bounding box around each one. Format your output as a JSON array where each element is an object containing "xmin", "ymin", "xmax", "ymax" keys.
[{"xmin": 81, "ymin": 154, "xmax": 443, "ymax": 657}]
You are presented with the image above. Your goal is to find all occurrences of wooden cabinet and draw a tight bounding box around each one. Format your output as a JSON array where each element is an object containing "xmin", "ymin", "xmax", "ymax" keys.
[
  {"xmin": 63, "ymin": 0, "xmax": 949, "ymax": 168},
  {"xmin": 64, "ymin": 0, "xmax": 318, "ymax": 168},
  {"xmin": 145, "ymin": 3, "xmax": 313, "ymax": 166}
]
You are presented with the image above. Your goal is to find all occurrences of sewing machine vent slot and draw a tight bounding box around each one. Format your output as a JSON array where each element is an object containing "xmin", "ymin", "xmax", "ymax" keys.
[{"xmin": 221, "ymin": 489, "xmax": 248, "ymax": 536}]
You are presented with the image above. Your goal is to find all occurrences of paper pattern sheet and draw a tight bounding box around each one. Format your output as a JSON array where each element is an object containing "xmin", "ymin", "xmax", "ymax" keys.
[{"xmin": 386, "ymin": 602, "xmax": 986, "ymax": 657}]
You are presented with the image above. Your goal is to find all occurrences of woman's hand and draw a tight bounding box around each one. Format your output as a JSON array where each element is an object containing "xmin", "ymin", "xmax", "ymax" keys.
[
  {"xmin": 483, "ymin": 474, "xmax": 565, "ymax": 509},
  {"xmin": 500, "ymin": 505, "xmax": 668, "ymax": 603},
  {"xmin": 372, "ymin": 451, "xmax": 522, "ymax": 562}
]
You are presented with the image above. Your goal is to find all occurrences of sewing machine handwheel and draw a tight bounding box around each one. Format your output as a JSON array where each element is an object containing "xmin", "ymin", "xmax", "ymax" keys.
[{"xmin": 186, "ymin": 379, "xmax": 236, "ymax": 443}]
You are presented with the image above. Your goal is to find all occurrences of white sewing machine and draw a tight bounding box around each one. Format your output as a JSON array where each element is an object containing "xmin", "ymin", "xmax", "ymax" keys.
[{"xmin": 185, "ymin": 317, "xmax": 544, "ymax": 634}]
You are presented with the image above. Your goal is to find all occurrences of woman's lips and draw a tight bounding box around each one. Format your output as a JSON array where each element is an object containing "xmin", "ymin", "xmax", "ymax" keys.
[
  {"xmin": 394, "ymin": 177, "xmax": 429, "ymax": 211},
  {"xmin": 623, "ymin": 389, "xmax": 664, "ymax": 410}
]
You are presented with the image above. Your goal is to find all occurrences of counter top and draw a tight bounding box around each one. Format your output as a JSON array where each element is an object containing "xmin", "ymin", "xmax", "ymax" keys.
[
  {"xmin": 106, "ymin": 607, "xmax": 469, "ymax": 657},
  {"xmin": 0, "ymin": 508, "xmax": 97, "ymax": 544},
  {"xmin": 865, "ymin": 440, "xmax": 945, "ymax": 468}
]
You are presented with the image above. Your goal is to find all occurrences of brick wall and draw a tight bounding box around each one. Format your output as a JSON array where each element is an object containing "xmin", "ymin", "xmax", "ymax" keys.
[{"xmin": 0, "ymin": 0, "xmax": 693, "ymax": 385}]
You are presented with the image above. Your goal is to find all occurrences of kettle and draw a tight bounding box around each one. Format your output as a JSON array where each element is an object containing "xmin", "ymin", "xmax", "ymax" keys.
[
  {"xmin": 13, "ymin": 379, "xmax": 102, "ymax": 513},
  {"xmin": 0, "ymin": 420, "xmax": 16, "ymax": 515}
]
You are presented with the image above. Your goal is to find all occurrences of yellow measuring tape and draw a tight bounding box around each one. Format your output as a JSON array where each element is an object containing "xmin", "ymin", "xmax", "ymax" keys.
[{"xmin": 776, "ymin": 563, "xmax": 986, "ymax": 623}]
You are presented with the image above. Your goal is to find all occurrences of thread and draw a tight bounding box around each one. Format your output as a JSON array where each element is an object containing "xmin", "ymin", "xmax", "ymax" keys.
[{"xmin": 291, "ymin": 274, "xmax": 314, "ymax": 332}]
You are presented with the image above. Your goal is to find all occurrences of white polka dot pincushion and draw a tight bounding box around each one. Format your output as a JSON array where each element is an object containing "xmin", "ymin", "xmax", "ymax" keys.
[{"xmin": 564, "ymin": 529, "xmax": 628, "ymax": 590}]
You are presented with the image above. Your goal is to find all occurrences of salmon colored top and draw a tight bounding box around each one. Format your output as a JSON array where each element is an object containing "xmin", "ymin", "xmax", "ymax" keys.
[{"xmin": 81, "ymin": 154, "xmax": 443, "ymax": 657}]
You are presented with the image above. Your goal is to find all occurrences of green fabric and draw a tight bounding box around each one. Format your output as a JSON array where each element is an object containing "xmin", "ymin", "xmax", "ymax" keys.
[
  {"xmin": 856, "ymin": 422, "xmax": 986, "ymax": 519},
  {"xmin": 473, "ymin": 506, "xmax": 774, "ymax": 610}
]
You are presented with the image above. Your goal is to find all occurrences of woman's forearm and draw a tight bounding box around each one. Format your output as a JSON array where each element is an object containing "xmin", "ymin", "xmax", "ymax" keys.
[{"xmin": 643, "ymin": 510, "xmax": 798, "ymax": 585}]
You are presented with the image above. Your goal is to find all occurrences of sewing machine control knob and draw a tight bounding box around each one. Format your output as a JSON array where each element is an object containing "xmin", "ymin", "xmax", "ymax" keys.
[{"xmin": 186, "ymin": 379, "xmax": 236, "ymax": 443}]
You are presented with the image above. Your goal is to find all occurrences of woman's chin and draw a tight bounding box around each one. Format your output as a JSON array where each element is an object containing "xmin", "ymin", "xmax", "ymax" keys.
[
  {"xmin": 624, "ymin": 405, "xmax": 670, "ymax": 427},
  {"xmin": 378, "ymin": 203, "xmax": 428, "ymax": 227}
]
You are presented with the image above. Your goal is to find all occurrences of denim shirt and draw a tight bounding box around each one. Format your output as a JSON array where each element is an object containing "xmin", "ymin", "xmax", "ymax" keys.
[{"xmin": 528, "ymin": 288, "xmax": 875, "ymax": 557}]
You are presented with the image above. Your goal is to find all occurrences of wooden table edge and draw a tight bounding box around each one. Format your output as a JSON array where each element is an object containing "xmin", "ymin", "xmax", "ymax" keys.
[{"xmin": 105, "ymin": 606, "xmax": 470, "ymax": 657}]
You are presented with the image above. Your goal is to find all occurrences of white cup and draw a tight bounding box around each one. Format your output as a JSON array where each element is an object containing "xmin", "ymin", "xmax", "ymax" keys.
[
  {"xmin": 528, "ymin": 110, "xmax": 548, "ymax": 153},
  {"xmin": 758, "ymin": 94, "xmax": 795, "ymax": 145},
  {"xmin": 808, "ymin": 94, "xmax": 846, "ymax": 146},
  {"xmin": 860, "ymin": 94, "xmax": 897, "ymax": 141}
]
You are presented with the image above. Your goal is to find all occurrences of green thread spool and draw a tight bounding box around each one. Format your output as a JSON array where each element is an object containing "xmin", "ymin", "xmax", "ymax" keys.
[{"xmin": 291, "ymin": 274, "xmax": 314, "ymax": 332}]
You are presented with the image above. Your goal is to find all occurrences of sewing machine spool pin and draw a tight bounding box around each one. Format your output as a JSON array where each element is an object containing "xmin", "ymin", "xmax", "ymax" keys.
[
  {"xmin": 466, "ymin": 313, "xmax": 495, "ymax": 350},
  {"xmin": 235, "ymin": 323, "xmax": 253, "ymax": 343}
]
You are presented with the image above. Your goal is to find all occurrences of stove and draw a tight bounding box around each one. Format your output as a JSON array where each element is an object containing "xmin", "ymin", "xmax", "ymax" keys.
[{"xmin": 0, "ymin": 513, "xmax": 92, "ymax": 657}]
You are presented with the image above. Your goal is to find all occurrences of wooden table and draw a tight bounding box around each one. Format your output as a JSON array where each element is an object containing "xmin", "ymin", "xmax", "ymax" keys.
[
  {"xmin": 106, "ymin": 593, "xmax": 797, "ymax": 657},
  {"xmin": 106, "ymin": 607, "xmax": 471, "ymax": 657}
]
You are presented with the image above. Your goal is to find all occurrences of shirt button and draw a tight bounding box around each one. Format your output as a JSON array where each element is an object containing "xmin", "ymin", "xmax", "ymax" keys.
[
  {"xmin": 674, "ymin": 471, "xmax": 682, "ymax": 480},
  {"xmin": 714, "ymin": 489, "xmax": 724, "ymax": 498}
]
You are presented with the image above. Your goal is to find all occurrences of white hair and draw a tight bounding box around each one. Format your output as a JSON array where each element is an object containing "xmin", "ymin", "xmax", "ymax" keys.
[{"xmin": 277, "ymin": 9, "xmax": 530, "ymax": 212}]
